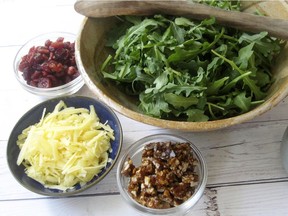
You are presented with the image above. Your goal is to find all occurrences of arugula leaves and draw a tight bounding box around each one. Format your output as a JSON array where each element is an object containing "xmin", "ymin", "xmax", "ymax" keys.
[{"xmin": 101, "ymin": 5, "xmax": 284, "ymax": 122}]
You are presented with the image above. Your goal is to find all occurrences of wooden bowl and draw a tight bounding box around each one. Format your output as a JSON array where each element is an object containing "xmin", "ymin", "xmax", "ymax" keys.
[{"xmin": 75, "ymin": 1, "xmax": 288, "ymax": 131}]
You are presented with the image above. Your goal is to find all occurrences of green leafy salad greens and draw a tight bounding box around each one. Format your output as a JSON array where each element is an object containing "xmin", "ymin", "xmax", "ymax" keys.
[{"xmin": 100, "ymin": 0, "xmax": 285, "ymax": 122}]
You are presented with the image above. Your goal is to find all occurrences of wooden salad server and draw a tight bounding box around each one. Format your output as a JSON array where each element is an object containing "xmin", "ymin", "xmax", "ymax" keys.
[{"xmin": 74, "ymin": 0, "xmax": 288, "ymax": 40}]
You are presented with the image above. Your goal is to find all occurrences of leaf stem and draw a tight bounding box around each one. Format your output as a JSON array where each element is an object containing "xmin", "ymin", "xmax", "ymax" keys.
[{"xmin": 211, "ymin": 50, "xmax": 266, "ymax": 100}]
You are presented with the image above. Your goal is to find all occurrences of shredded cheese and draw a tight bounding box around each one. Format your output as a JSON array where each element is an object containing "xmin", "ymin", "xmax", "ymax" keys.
[{"xmin": 16, "ymin": 100, "xmax": 115, "ymax": 191}]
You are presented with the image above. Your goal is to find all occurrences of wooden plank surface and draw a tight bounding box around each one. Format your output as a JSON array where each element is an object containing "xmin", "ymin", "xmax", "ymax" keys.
[
  {"xmin": 1, "ymin": 183, "xmax": 288, "ymax": 216},
  {"xmin": 1, "ymin": 0, "xmax": 288, "ymax": 215}
]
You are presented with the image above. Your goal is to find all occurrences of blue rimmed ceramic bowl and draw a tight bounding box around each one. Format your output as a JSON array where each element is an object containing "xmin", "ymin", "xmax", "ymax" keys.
[{"xmin": 7, "ymin": 96, "xmax": 123, "ymax": 196}]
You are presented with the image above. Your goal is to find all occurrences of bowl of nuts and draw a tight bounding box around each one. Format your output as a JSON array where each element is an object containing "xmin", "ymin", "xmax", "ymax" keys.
[
  {"xmin": 116, "ymin": 134, "xmax": 207, "ymax": 216},
  {"xmin": 14, "ymin": 32, "xmax": 84, "ymax": 97}
]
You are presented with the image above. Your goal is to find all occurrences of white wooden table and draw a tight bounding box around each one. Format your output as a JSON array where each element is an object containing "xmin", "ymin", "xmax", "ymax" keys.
[{"xmin": 1, "ymin": 1, "xmax": 288, "ymax": 215}]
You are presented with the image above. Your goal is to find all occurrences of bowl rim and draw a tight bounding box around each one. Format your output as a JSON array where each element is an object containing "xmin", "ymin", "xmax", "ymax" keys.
[
  {"xmin": 75, "ymin": 17, "xmax": 288, "ymax": 132},
  {"xmin": 6, "ymin": 95, "xmax": 123, "ymax": 196},
  {"xmin": 14, "ymin": 31, "xmax": 84, "ymax": 96},
  {"xmin": 116, "ymin": 133, "xmax": 207, "ymax": 215}
]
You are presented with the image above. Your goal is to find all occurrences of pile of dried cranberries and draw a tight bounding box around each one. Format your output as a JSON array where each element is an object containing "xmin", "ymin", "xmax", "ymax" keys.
[{"xmin": 18, "ymin": 37, "xmax": 80, "ymax": 88}]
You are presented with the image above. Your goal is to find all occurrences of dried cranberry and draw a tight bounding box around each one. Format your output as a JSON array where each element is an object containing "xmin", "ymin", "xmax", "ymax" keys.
[
  {"xmin": 22, "ymin": 70, "xmax": 33, "ymax": 82},
  {"xmin": 55, "ymin": 70, "xmax": 66, "ymax": 77},
  {"xmin": 48, "ymin": 52, "xmax": 54, "ymax": 61},
  {"xmin": 48, "ymin": 60, "xmax": 60, "ymax": 72},
  {"xmin": 72, "ymin": 71, "xmax": 80, "ymax": 79},
  {"xmin": 49, "ymin": 41, "xmax": 64, "ymax": 51},
  {"xmin": 64, "ymin": 75, "xmax": 72, "ymax": 84},
  {"xmin": 18, "ymin": 36, "xmax": 80, "ymax": 88},
  {"xmin": 63, "ymin": 42, "xmax": 71, "ymax": 49},
  {"xmin": 54, "ymin": 48, "xmax": 69, "ymax": 60},
  {"xmin": 70, "ymin": 42, "xmax": 75, "ymax": 51},
  {"xmin": 40, "ymin": 62, "xmax": 50, "ymax": 72},
  {"xmin": 36, "ymin": 46, "xmax": 50, "ymax": 54},
  {"xmin": 47, "ymin": 74, "xmax": 62, "ymax": 87},
  {"xmin": 18, "ymin": 60, "xmax": 30, "ymax": 72},
  {"xmin": 56, "ymin": 37, "xmax": 64, "ymax": 42},
  {"xmin": 45, "ymin": 39, "xmax": 52, "ymax": 47},
  {"xmin": 31, "ymin": 71, "xmax": 42, "ymax": 80},
  {"xmin": 29, "ymin": 80, "xmax": 38, "ymax": 87},
  {"xmin": 37, "ymin": 77, "xmax": 52, "ymax": 88},
  {"xmin": 32, "ymin": 52, "xmax": 46, "ymax": 64},
  {"xmin": 67, "ymin": 66, "xmax": 77, "ymax": 75},
  {"xmin": 42, "ymin": 71, "xmax": 49, "ymax": 77},
  {"xmin": 69, "ymin": 56, "xmax": 76, "ymax": 65}
]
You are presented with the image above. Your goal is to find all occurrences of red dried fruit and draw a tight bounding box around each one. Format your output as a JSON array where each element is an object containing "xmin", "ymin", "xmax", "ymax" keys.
[
  {"xmin": 37, "ymin": 77, "xmax": 52, "ymax": 88},
  {"xmin": 18, "ymin": 36, "xmax": 80, "ymax": 88},
  {"xmin": 54, "ymin": 48, "xmax": 69, "ymax": 60},
  {"xmin": 64, "ymin": 75, "xmax": 72, "ymax": 84},
  {"xmin": 67, "ymin": 66, "xmax": 76, "ymax": 75},
  {"xmin": 55, "ymin": 70, "xmax": 66, "ymax": 77},
  {"xmin": 31, "ymin": 71, "xmax": 42, "ymax": 80},
  {"xmin": 72, "ymin": 71, "xmax": 80, "ymax": 80},
  {"xmin": 49, "ymin": 41, "xmax": 64, "ymax": 51},
  {"xmin": 56, "ymin": 37, "xmax": 64, "ymax": 42},
  {"xmin": 18, "ymin": 60, "xmax": 30, "ymax": 72},
  {"xmin": 36, "ymin": 46, "xmax": 50, "ymax": 54},
  {"xmin": 45, "ymin": 39, "xmax": 52, "ymax": 47}
]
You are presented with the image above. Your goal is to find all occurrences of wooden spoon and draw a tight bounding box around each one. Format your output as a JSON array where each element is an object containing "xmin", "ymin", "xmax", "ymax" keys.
[{"xmin": 74, "ymin": 0, "xmax": 288, "ymax": 40}]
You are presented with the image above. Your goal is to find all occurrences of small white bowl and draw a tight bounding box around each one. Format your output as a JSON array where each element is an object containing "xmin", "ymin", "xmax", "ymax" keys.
[{"xmin": 14, "ymin": 32, "xmax": 84, "ymax": 98}]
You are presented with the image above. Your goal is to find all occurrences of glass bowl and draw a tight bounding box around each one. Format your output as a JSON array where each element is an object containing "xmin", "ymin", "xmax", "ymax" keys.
[
  {"xmin": 14, "ymin": 32, "xmax": 84, "ymax": 98},
  {"xmin": 116, "ymin": 134, "xmax": 207, "ymax": 216},
  {"xmin": 7, "ymin": 96, "xmax": 123, "ymax": 196}
]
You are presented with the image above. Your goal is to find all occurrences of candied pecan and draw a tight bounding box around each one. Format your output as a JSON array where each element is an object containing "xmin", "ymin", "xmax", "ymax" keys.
[
  {"xmin": 141, "ymin": 181, "xmax": 157, "ymax": 196},
  {"xmin": 121, "ymin": 158, "xmax": 135, "ymax": 177},
  {"xmin": 161, "ymin": 189, "xmax": 173, "ymax": 204},
  {"xmin": 182, "ymin": 174, "xmax": 196, "ymax": 185},
  {"xmin": 153, "ymin": 142, "xmax": 172, "ymax": 160},
  {"xmin": 140, "ymin": 159, "xmax": 155, "ymax": 175},
  {"xmin": 146, "ymin": 197, "xmax": 170, "ymax": 209},
  {"xmin": 133, "ymin": 168, "xmax": 145, "ymax": 183},
  {"xmin": 169, "ymin": 182, "xmax": 192, "ymax": 200},
  {"xmin": 122, "ymin": 141, "xmax": 199, "ymax": 209},
  {"xmin": 172, "ymin": 161, "xmax": 190, "ymax": 178},
  {"xmin": 128, "ymin": 183, "xmax": 139, "ymax": 198},
  {"xmin": 142, "ymin": 145, "xmax": 154, "ymax": 158},
  {"xmin": 168, "ymin": 157, "xmax": 180, "ymax": 172},
  {"xmin": 149, "ymin": 157, "xmax": 163, "ymax": 170},
  {"xmin": 156, "ymin": 170, "xmax": 170, "ymax": 186}
]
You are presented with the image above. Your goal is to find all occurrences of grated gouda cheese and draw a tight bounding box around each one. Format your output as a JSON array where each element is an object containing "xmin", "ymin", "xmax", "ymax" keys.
[{"xmin": 16, "ymin": 100, "xmax": 115, "ymax": 191}]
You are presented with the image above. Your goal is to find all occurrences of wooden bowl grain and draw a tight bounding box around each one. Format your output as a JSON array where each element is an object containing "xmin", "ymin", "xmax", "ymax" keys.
[{"xmin": 75, "ymin": 0, "xmax": 288, "ymax": 131}]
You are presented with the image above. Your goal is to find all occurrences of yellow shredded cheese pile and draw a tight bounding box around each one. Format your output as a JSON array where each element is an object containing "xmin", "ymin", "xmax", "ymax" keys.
[{"xmin": 16, "ymin": 100, "xmax": 115, "ymax": 191}]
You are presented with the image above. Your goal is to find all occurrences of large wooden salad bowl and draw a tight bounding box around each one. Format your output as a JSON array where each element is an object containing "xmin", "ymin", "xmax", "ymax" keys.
[{"xmin": 75, "ymin": 0, "xmax": 288, "ymax": 131}]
